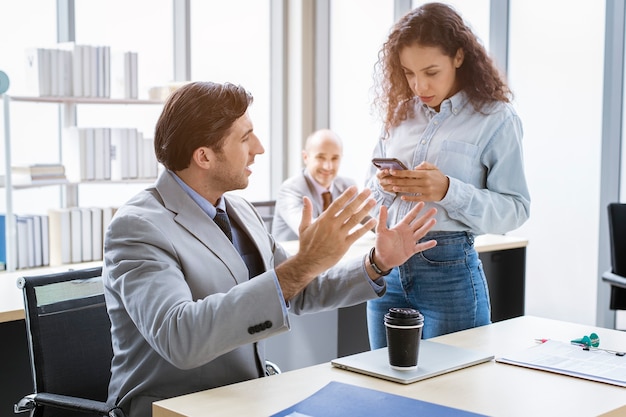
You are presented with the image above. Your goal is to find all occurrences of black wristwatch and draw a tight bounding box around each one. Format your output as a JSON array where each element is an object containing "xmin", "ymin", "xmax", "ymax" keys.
[{"xmin": 368, "ymin": 247, "xmax": 392, "ymax": 276}]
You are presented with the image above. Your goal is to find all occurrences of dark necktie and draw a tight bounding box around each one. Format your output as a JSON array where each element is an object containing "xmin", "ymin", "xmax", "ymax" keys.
[
  {"xmin": 322, "ymin": 191, "xmax": 332, "ymax": 211},
  {"xmin": 214, "ymin": 208, "xmax": 233, "ymax": 242}
]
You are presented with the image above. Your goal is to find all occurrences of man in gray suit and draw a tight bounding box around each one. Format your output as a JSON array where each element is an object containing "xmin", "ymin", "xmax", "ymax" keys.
[
  {"xmin": 102, "ymin": 81, "xmax": 437, "ymax": 417},
  {"xmin": 272, "ymin": 129, "xmax": 357, "ymax": 241}
]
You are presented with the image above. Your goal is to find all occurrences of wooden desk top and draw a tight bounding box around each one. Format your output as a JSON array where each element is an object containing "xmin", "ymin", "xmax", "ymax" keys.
[
  {"xmin": 280, "ymin": 233, "xmax": 528, "ymax": 256},
  {"xmin": 0, "ymin": 272, "xmax": 25, "ymax": 322},
  {"xmin": 0, "ymin": 234, "xmax": 527, "ymax": 324},
  {"xmin": 153, "ymin": 316, "xmax": 626, "ymax": 417},
  {"xmin": 473, "ymin": 233, "xmax": 528, "ymax": 253}
]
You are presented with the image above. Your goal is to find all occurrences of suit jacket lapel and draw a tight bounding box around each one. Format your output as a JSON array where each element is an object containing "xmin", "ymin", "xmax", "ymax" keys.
[{"xmin": 155, "ymin": 173, "xmax": 249, "ymax": 284}]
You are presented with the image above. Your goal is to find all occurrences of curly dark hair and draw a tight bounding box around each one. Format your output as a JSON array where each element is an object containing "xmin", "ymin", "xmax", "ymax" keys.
[
  {"xmin": 373, "ymin": 2, "xmax": 511, "ymax": 135},
  {"xmin": 154, "ymin": 81, "xmax": 253, "ymax": 171}
]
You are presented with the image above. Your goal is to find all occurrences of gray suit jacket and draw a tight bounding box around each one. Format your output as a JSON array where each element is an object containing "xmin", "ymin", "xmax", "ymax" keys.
[
  {"xmin": 272, "ymin": 170, "xmax": 357, "ymax": 241},
  {"xmin": 103, "ymin": 171, "xmax": 378, "ymax": 417}
]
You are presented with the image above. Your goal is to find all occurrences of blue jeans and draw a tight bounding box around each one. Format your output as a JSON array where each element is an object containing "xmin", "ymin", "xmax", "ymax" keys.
[{"xmin": 366, "ymin": 231, "xmax": 491, "ymax": 349}]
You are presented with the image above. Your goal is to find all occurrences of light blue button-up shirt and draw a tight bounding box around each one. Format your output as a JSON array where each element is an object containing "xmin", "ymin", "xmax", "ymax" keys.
[{"xmin": 366, "ymin": 90, "xmax": 530, "ymax": 235}]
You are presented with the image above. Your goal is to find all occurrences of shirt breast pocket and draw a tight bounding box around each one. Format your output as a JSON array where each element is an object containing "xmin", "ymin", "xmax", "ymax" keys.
[{"xmin": 437, "ymin": 140, "xmax": 479, "ymax": 182}]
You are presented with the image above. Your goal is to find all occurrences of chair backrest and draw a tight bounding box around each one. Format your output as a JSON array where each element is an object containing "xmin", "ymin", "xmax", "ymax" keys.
[
  {"xmin": 18, "ymin": 267, "xmax": 112, "ymax": 410},
  {"xmin": 608, "ymin": 203, "xmax": 626, "ymax": 276},
  {"xmin": 251, "ymin": 200, "xmax": 276, "ymax": 232}
]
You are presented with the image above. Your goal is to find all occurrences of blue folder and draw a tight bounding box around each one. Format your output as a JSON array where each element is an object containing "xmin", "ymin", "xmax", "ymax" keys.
[{"xmin": 270, "ymin": 381, "xmax": 488, "ymax": 417}]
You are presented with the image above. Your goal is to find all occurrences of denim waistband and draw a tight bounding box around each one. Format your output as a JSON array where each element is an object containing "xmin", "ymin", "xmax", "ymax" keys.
[{"xmin": 422, "ymin": 231, "xmax": 475, "ymax": 245}]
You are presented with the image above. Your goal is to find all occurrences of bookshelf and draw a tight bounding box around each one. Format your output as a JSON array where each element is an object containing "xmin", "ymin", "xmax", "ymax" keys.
[{"xmin": 1, "ymin": 94, "xmax": 163, "ymax": 272}]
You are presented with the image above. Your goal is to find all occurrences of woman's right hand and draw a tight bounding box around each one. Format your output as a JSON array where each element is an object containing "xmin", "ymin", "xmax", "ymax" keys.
[{"xmin": 377, "ymin": 167, "xmax": 410, "ymax": 194}]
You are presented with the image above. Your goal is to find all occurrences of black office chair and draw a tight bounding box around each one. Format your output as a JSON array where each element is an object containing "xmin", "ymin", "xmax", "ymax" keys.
[
  {"xmin": 602, "ymin": 203, "xmax": 626, "ymax": 311},
  {"xmin": 14, "ymin": 266, "xmax": 125, "ymax": 417},
  {"xmin": 251, "ymin": 200, "xmax": 276, "ymax": 233}
]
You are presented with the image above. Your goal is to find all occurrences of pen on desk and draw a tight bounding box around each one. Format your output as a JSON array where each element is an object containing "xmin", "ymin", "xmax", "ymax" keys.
[
  {"xmin": 579, "ymin": 346, "xmax": 626, "ymax": 356},
  {"xmin": 534, "ymin": 338, "xmax": 625, "ymax": 356}
]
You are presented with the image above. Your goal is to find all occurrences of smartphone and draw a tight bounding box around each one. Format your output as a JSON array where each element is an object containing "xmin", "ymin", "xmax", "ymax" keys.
[{"xmin": 372, "ymin": 157, "xmax": 408, "ymax": 170}]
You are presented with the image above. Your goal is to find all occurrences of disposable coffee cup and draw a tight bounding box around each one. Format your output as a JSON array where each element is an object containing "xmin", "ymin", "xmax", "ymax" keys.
[{"xmin": 384, "ymin": 307, "xmax": 424, "ymax": 371}]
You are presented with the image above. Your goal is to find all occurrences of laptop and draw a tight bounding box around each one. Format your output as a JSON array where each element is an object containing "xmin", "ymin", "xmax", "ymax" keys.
[{"xmin": 331, "ymin": 340, "xmax": 494, "ymax": 384}]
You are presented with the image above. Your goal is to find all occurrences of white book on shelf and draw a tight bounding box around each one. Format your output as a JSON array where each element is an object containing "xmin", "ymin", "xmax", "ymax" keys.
[
  {"xmin": 80, "ymin": 207, "xmax": 93, "ymax": 262},
  {"xmin": 103, "ymin": 45, "xmax": 111, "ymax": 98},
  {"xmin": 57, "ymin": 42, "xmax": 84, "ymax": 97},
  {"xmin": 96, "ymin": 46, "xmax": 104, "ymax": 97},
  {"xmin": 40, "ymin": 215, "xmax": 50, "ymax": 266},
  {"xmin": 15, "ymin": 216, "xmax": 30, "ymax": 269},
  {"xmin": 69, "ymin": 207, "xmax": 82, "ymax": 263},
  {"xmin": 84, "ymin": 128, "xmax": 96, "ymax": 180},
  {"xmin": 32, "ymin": 214, "xmax": 43, "ymax": 267},
  {"xmin": 81, "ymin": 45, "xmax": 92, "ymax": 97},
  {"xmin": 110, "ymin": 127, "xmax": 129, "ymax": 180},
  {"xmin": 93, "ymin": 45, "xmax": 111, "ymax": 98},
  {"xmin": 63, "ymin": 127, "xmax": 93, "ymax": 182},
  {"xmin": 16, "ymin": 215, "xmax": 37, "ymax": 269},
  {"xmin": 25, "ymin": 216, "xmax": 35, "ymax": 267},
  {"xmin": 125, "ymin": 51, "xmax": 138, "ymax": 99},
  {"xmin": 103, "ymin": 127, "xmax": 111, "ymax": 180},
  {"xmin": 90, "ymin": 207, "xmax": 103, "ymax": 261},
  {"xmin": 24, "ymin": 47, "xmax": 51, "ymax": 96},
  {"xmin": 90, "ymin": 45, "xmax": 99, "ymax": 97},
  {"xmin": 136, "ymin": 130, "xmax": 145, "ymax": 178},
  {"xmin": 49, "ymin": 47, "xmax": 59, "ymax": 96},
  {"xmin": 128, "ymin": 128, "xmax": 139, "ymax": 179},
  {"xmin": 48, "ymin": 208, "xmax": 71, "ymax": 265},
  {"xmin": 56, "ymin": 48, "xmax": 73, "ymax": 97},
  {"xmin": 71, "ymin": 43, "xmax": 84, "ymax": 97},
  {"xmin": 110, "ymin": 50, "xmax": 128, "ymax": 99},
  {"xmin": 94, "ymin": 127, "xmax": 106, "ymax": 180}
]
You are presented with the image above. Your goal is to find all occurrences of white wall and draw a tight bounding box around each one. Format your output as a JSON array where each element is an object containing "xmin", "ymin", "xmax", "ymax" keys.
[
  {"xmin": 508, "ymin": 0, "xmax": 606, "ymax": 325},
  {"xmin": 329, "ymin": 0, "xmax": 394, "ymax": 186}
]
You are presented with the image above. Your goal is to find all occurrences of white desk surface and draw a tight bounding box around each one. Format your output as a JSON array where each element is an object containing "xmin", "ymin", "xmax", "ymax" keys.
[
  {"xmin": 0, "ymin": 234, "xmax": 526, "ymax": 324},
  {"xmin": 153, "ymin": 315, "xmax": 626, "ymax": 417},
  {"xmin": 279, "ymin": 232, "xmax": 527, "ymax": 256}
]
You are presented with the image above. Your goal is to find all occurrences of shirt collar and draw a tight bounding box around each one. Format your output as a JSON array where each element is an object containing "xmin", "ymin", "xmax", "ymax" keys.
[
  {"xmin": 419, "ymin": 90, "xmax": 468, "ymax": 118},
  {"xmin": 304, "ymin": 169, "xmax": 333, "ymax": 195},
  {"xmin": 169, "ymin": 170, "xmax": 225, "ymax": 218}
]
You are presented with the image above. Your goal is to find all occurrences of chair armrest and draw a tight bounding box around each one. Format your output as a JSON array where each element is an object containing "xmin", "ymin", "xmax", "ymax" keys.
[
  {"xmin": 15, "ymin": 392, "xmax": 125, "ymax": 416},
  {"xmin": 602, "ymin": 271, "xmax": 626, "ymax": 289},
  {"xmin": 265, "ymin": 360, "xmax": 282, "ymax": 376}
]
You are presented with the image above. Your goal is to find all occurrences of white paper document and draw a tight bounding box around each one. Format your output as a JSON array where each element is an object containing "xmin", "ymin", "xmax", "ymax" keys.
[{"xmin": 496, "ymin": 340, "xmax": 626, "ymax": 387}]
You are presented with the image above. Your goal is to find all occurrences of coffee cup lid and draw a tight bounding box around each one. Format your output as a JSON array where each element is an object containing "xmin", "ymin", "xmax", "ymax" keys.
[{"xmin": 386, "ymin": 307, "xmax": 422, "ymax": 319}]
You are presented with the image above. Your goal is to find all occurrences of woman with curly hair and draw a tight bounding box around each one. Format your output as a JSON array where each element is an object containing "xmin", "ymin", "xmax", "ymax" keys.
[{"xmin": 365, "ymin": 2, "xmax": 530, "ymax": 347}]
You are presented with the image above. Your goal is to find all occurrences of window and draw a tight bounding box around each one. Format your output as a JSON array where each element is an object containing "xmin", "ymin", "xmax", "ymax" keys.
[
  {"xmin": 0, "ymin": 1, "xmax": 58, "ymax": 214},
  {"xmin": 329, "ymin": 0, "xmax": 394, "ymax": 186},
  {"xmin": 190, "ymin": 0, "xmax": 271, "ymax": 201}
]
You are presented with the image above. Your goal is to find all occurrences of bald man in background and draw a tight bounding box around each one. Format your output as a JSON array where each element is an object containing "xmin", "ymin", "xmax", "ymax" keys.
[{"xmin": 272, "ymin": 129, "xmax": 359, "ymax": 241}]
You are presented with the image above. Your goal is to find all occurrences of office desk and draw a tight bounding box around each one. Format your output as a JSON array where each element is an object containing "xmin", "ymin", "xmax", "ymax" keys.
[
  {"xmin": 153, "ymin": 316, "xmax": 626, "ymax": 417},
  {"xmin": 271, "ymin": 234, "xmax": 527, "ymax": 371}
]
